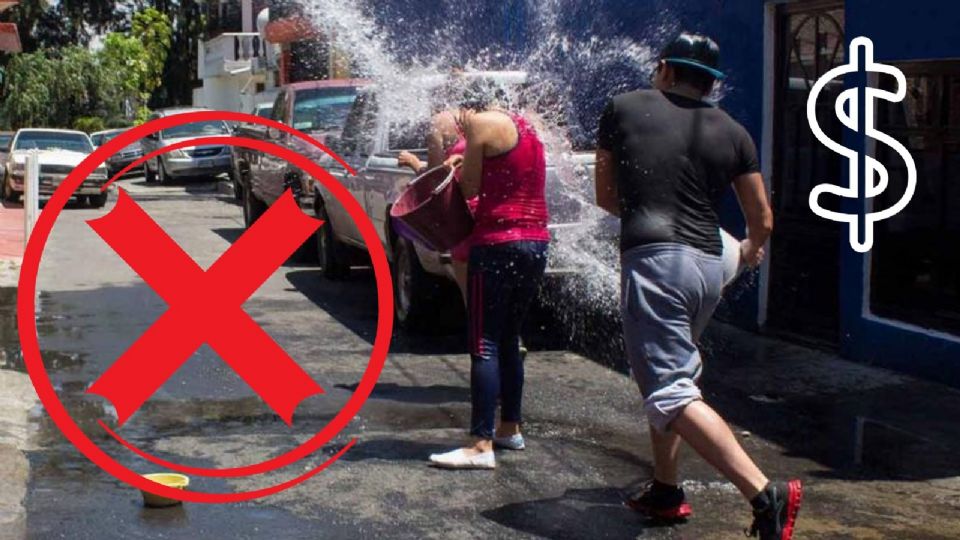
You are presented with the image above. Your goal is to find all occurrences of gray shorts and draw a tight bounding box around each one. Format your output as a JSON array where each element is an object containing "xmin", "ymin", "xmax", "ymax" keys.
[{"xmin": 620, "ymin": 243, "xmax": 724, "ymax": 432}]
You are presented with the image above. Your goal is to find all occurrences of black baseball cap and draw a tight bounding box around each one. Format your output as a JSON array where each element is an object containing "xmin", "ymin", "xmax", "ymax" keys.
[{"xmin": 659, "ymin": 32, "xmax": 726, "ymax": 80}]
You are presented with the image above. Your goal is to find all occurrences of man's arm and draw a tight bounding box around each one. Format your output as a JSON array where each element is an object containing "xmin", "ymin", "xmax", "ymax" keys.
[
  {"xmin": 732, "ymin": 172, "xmax": 774, "ymax": 267},
  {"xmin": 595, "ymin": 149, "xmax": 619, "ymax": 217}
]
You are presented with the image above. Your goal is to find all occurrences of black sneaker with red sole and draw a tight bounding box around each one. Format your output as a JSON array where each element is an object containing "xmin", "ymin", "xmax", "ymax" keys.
[
  {"xmin": 624, "ymin": 482, "xmax": 693, "ymax": 522},
  {"xmin": 747, "ymin": 479, "xmax": 803, "ymax": 540}
]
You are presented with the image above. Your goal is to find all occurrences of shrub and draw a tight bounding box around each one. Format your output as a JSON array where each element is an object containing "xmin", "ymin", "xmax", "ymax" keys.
[{"xmin": 73, "ymin": 116, "xmax": 106, "ymax": 133}]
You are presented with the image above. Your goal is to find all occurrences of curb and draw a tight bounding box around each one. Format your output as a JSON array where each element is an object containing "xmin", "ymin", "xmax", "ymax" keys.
[{"xmin": 217, "ymin": 180, "xmax": 235, "ymax": 198}]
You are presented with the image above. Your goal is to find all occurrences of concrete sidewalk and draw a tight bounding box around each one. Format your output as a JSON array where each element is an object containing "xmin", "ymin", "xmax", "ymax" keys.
[
  {"xmin": 0, "ymin": 204, "xmax": 30, "ymax": 540},
  {"xmin": 0, "ymin": 203, "xmax": 24, "ymax": 287}
]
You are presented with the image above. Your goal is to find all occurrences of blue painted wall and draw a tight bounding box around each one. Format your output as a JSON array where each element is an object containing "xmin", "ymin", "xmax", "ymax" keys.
[{"xmin": 841, "ymin": 0, "xmax": 960, "ymax": 385}]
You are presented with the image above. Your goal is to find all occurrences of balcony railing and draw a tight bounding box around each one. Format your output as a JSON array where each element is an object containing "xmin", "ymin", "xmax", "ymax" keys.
[{"xmin": 200, "ymin": 32, "xmax": 268, "ymax": 78}]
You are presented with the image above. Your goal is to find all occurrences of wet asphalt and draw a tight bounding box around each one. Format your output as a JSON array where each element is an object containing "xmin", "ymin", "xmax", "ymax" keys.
[{"xmin": 3, "ymin": 176, "xmax": 960, "ymax": 539}]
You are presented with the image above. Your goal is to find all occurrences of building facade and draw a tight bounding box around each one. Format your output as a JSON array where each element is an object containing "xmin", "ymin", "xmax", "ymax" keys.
[{"xmin": 195, "ymin": 0, "xmax": 279, "ymax": 113}]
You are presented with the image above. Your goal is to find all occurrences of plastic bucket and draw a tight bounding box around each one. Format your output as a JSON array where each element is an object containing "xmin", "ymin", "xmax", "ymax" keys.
[
  {"xmin": 720, "ymin": 228, "xmax": 745, "ymax": 287},
  {"xmin": 390, "ymin": 165, "xmax": 474, "ymax": 252}
]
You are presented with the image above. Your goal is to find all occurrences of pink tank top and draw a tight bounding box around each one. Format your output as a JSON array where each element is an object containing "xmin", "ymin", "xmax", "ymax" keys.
[{"xmin": 471, "ymin": 114, "xmax": 550, "ymax": 246}]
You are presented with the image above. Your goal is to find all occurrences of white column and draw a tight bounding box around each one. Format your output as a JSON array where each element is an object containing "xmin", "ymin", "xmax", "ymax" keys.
[
  {"xmin": 24, "ymin": 150, "xmax": 38, "ymax": 241},
  {"xmin": 242, "ymin": 0, "xmax": 254, "ymax": 33}
]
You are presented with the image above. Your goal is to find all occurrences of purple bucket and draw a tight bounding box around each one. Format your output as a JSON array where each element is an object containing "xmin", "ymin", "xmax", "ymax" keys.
[{"xmin": 390, "ymin": 166, "xmax": 474, "ymax": 252}]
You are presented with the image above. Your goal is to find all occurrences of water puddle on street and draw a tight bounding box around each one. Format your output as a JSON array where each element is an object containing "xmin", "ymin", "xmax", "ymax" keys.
[{"xmin": 0, "ymin": 286, "xmax": 359, "ymax": 538}]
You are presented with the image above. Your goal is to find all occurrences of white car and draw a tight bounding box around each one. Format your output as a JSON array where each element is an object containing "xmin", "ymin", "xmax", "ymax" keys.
[{"xmin": 3, "ymin": 129, "xmax": 109, "ymax": 207}]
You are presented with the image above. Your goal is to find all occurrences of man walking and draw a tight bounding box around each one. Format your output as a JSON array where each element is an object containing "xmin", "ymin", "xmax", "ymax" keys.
[{"xmin": 594, "ymin": 32, "xmax": 802, "ymax": 539}]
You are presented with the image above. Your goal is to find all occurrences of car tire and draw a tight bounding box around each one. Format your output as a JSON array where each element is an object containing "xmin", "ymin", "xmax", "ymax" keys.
[
  {"xmin": 145, "ymin": 162, "xmax": 157, "ymax": 183},
  {"xmin": 315, "ymin": 197, "xmax": 350, "ymax": 279},
  {"xmin": 242, "ymin": 185, "xmax": 267, "ymax": 229},
  {"xmin": 157, "ymin": 159, "xmax": 170, "ymax": 185},
  {"xmin": 3, "ymin": 176, "xmax": 19, "ymax": 203},
  {"xmin": 89, "ymin": 191, "xmax": 108, "ymax": 209},
  {"xmin": 392, "ymin": 236, "xmax": 449, "ymax": 332},
  {"xmin": 231, "ymin": 165, "xmax": 243, "ymax": 201}
]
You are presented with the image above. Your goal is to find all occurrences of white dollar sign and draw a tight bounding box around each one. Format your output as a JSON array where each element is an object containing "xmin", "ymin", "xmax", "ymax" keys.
[{"xmin": 806, "ymin": 36, "xmax": 917, "ymax": 253}]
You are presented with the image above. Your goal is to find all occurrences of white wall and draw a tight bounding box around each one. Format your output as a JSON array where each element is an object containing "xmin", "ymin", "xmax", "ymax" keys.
[{"xmin": 202, "ymin": 76, "xmax": 247, "ymax": 112}]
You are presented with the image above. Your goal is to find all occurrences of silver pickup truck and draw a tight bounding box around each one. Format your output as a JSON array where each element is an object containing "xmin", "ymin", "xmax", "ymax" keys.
[{"xmin": 293, "ymin": 77, "xmax": 596, "ymax": 330}]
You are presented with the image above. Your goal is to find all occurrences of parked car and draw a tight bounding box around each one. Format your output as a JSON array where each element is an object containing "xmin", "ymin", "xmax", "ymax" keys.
[
  {"xmin": 141, "ymin": 108, "xmax": 235, "ymax": 184},
  {"xmin": 3, "ymin": 128, "xmax": 109, "ymax": 207},
  {"xmin": 0, "ymin": 131, "xmax": 13, "ymax": 181},
  {"xmin": 234, "ymin": 79, "xmax": 369, "ymax": 226},
  {"xmin": 252, "ymin": 102, "xmax": 274, "ymax": 119},
  {"xmin": 229, "ymin": 101, "xmax": 279, "ymax": 200},
  {"xmin": 92, "ymin": 128, "xmax": 144, "ymax": 178}
]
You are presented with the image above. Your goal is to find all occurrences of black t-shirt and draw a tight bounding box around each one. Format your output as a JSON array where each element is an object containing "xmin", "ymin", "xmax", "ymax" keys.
[{"xmin": 597, "ymin": 90, "xmax": 759, "ymax": 255}]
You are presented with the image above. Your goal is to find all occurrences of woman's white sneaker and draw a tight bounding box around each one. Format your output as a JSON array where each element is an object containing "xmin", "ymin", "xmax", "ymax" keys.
[
  {"xmin": 428, "ymin": 448, "xmax": 496, "ymax": 470},
  {"xmin": 494, "ymin": 434, "xmax": 526, "ymax": 451}
]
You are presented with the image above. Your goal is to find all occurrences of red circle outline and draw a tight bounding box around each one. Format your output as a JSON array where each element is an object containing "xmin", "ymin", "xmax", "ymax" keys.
[{"xmin": 17, "ymin": 112, "xmax": 395, "ymax": 503}]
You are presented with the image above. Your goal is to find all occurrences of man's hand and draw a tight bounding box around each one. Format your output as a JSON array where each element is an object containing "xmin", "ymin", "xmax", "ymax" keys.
[{"xmin": 739, "ymin": 238, "xmax": 766, "ymax": 268}]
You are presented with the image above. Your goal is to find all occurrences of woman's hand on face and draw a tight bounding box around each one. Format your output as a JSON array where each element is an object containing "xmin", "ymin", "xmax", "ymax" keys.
[
  {"xmin": 444, "ymin": 154, "xmax": 464, "ymax": 169},
  {"xmin": 397, "ymin": 150, "xmax": 422, "ymax": 172}
]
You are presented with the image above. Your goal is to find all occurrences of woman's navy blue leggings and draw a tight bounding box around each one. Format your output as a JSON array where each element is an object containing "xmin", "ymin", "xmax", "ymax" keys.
[{"xmin": 467, "ymin": 240, "xmax": 548, "ymax": 439}]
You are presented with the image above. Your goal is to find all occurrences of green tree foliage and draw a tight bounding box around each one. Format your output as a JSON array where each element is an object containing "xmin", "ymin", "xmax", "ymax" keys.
[
  {"xmin": 131, "ymin": 7, "xmax": 172, "ymax": 99},
  {"xmin": 3, "ymin": 0, "xmax": 126, "ymax": 51},
  {"xmin": 73, "ymin": 116, "xmax": 106, "ymax": 134},
  {"xmin": 2, "ymin": 50, "xmax": 52, "ymax": 127},
  {"xmin": 1, "ymin": 6, "xmax": 173, "ymax": 130},
  {"xmin": 2, "ymin": 1, "xmax": 204, "ymax": 109}
]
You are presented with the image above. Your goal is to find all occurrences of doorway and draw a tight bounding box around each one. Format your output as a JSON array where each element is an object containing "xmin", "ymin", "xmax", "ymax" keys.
[{"xmin": 766, "ymin": 1, "xmax": 846, "ymax": 344}]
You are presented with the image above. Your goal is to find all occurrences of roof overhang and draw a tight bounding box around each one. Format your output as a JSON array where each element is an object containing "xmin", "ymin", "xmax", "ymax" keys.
[
  {"xmin": 263, "ymin": 16, "xmax": 319, "ymax": 44},
  {"xmin": 0, "ymin": 22, "xmax": 21, "ymax": 53}
]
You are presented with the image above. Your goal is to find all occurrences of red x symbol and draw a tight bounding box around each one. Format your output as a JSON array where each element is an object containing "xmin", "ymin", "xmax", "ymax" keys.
[{"xmin": 86, "ymin": 189, "xmax": 323, "ymax": 426}]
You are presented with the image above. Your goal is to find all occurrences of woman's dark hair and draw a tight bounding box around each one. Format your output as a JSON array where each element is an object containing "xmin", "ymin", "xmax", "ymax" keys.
[
  {"xmin": 671, "ymin": 64, "xmax": 717, "ymax": 94},
  {"xmin": 458, "ymin": 77, "xmax": 507, "ymax": 111}
]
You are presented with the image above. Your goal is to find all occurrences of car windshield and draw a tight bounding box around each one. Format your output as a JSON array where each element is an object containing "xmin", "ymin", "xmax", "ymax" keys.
[
  {"xmin": 292, "ymin": 88, "xmax": 359, "ymax": 132},
  {"xmin": 160, "ymin": 120, "xmax": 230, "ymax": 140},
  {"xmin": 14, "ymin": 132, "xmax": 93, "ymax": 153},
  {"xmin": 0, "ymin": 134, "xmax": 11, "ymax": 151},
  {"xmin": 93, "ymin": 130, "xmax": 124, "ymax": 146}
]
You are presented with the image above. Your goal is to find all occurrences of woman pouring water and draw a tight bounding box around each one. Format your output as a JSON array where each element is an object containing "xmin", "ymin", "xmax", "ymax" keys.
[
  {"xmin": 397, "ymin": 76, "xmax": 475, "ymax": 304},
  {"xmin": 428, "ymin": 80, "xmax": 550, "ymax": 470}
]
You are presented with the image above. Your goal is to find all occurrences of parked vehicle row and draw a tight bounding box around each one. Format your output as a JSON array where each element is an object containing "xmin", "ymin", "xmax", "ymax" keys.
[{"xmin": 236, "ymin": 73, "xmax": 595, "ymax": 330}]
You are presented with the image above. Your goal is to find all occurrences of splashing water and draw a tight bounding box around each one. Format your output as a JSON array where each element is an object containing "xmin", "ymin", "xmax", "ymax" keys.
[{"xmin": 294, "ymin": 0, "xmax": 730, "ymax": 360}]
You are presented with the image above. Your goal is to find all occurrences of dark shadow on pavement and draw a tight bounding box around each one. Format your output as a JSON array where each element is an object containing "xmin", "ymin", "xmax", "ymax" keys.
[
  {"xmin": 334, "ymin": 382, "xmax": 468, "ymax": 404},
  {"xmin": 482, "ymin": 487, "xmax": 654, "ymax": 540},
  {"xmin": 285, "ymin": 269, "xmax": 468, "ymax": 355},
  {"xmin": 339, "ymin": 438, "xmax": 450, "ymax": 462},
  {"xmin": 211, "ymin": 227, "xmax": 244, "ymax": 245}
]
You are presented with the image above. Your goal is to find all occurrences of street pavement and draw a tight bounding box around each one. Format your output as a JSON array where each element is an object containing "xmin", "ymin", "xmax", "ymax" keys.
[{"xmin": 1, "ymin": 176, "xmax": 959, "ymax": 539}]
